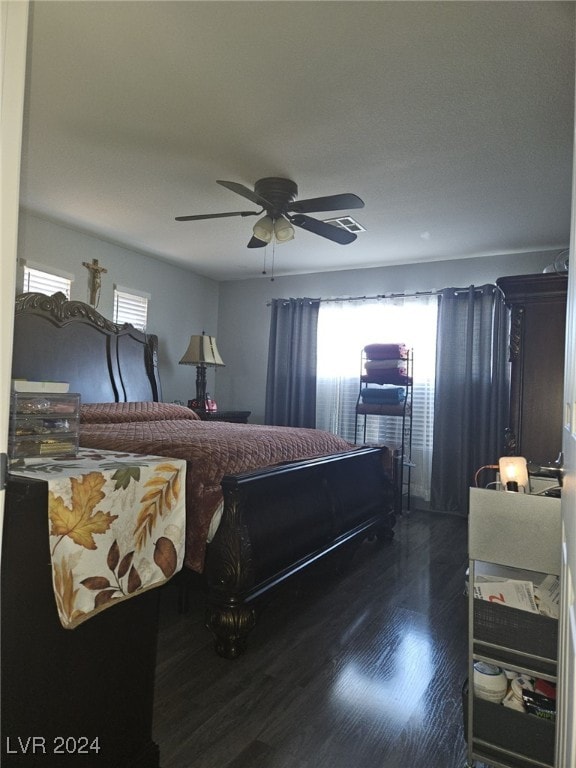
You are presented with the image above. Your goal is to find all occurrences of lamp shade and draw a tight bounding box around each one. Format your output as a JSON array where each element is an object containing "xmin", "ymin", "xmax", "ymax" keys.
[
  {"xmin": 274, "ymin": 215, "xmax": 295, "ymax": 242},
  {"xmin": 253, "ymin": 216, "xmax": 274, "ymax": 243},
  {"xmin": 179, "ymin": 334, "xmax": 225, "ymax": 367},
  {"xmin": 499, "ymin": 456, "xmax": 529, "ymax": 491}
]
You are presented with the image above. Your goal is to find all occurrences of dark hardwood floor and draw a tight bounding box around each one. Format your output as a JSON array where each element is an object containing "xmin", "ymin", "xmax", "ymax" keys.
[{"xmin": 153, "ymin": 510, "xmax": 469, "ymax": 768}]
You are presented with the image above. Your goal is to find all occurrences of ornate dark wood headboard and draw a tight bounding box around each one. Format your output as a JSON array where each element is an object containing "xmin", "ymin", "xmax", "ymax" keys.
[{"xmin": 12, "ymin": 292, "xmax": 161, "ymax": 403}]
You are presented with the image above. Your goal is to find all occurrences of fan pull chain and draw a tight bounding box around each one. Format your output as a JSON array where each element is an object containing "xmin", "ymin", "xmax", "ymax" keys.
[{"xmin": 261, "ymin": 243, "xmax": 276, "ymax": 281}]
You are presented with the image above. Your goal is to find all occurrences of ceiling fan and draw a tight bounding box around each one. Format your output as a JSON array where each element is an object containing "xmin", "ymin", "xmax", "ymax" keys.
[{"xmin": 175, "ymin": 177, "xmax": 364, "ymax": 247}]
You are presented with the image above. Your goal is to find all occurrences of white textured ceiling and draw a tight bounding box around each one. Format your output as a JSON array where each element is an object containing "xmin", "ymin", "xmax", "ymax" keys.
[{"xmin": 20, "ymin": 1, "xmax": 575, "ymax": 280}]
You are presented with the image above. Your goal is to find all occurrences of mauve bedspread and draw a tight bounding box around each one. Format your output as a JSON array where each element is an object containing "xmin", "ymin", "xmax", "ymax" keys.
[{"xmin": 79, "ymin": 404, "xmax": 354, "ymax": 572}]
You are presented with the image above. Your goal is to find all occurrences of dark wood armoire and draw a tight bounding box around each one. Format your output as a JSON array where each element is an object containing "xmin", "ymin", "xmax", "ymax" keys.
[{"xmin": 497, "ymin": 272, "xmax": 568, "ymax": 468}]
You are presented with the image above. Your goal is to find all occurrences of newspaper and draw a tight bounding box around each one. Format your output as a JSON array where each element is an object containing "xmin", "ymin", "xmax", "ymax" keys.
[
  {"xmin": 473, "ymin": 579, "xmax": 539, "ymax": 613},
  {"xmin": 535, "ymin": 574, "xmax": 560, "ymax": 619},
  {"xmin": 473, "ymin": 572, "xmax": 560, "ymax": 618}
]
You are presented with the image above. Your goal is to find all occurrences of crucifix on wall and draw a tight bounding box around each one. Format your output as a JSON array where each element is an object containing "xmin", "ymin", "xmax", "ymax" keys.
[{"xmin": 82, "ymin": 258, "xmax": 108, "ymax": 308}]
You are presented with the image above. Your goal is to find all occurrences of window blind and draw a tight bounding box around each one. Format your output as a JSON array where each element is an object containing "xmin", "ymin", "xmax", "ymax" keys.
[
  {"xmin": 315, "ymin": 296, "xmax": 437, "ymax": 501},
  {"xmin": 113, "ymin": 289, "xmax": 148, "ymax": 330},
  {"xmin": 23, "ymin": 266, "xmax": 71, "ymax": 298}
]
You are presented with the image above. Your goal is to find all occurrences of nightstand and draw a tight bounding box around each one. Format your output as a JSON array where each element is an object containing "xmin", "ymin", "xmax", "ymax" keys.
[{"xmin": 193, "ymin": 410, "xmax": 251, "ymax": 424}]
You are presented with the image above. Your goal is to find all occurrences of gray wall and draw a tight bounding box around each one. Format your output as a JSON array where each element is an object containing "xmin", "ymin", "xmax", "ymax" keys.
[
  {"xmin": 217, "ymin": 251, "xmax": 556, "ymax": 423},
  {"xmin": 15, "ymin": 211, "xmax": 559, "ymax": 420},
  {"xmin": 17, "ymin": 211, "xmax": 219, "ymax": 403}
]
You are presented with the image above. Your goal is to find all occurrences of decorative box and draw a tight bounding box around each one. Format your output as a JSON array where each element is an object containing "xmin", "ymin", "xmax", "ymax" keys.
[{"xmin": 9, "ymin": 392, "xmax": 81, "ymax": 461}]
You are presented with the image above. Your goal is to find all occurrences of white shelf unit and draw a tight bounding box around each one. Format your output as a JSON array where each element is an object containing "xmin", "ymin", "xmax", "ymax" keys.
[{"xmin": 467, "ymin": 487, "xmax": 561, "ymax": 768}]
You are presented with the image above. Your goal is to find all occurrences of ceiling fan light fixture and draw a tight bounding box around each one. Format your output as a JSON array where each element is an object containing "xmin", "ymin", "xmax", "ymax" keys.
[
  {"xmin": 177, "ymin": 178, "xmax": 364, "ymax": 248},
  {"xmin": 274, "ymin": 216, "xmax": 295, "ymax": 242},
  {"xmin": 253, "ymin": 215, "xmax": 274, "ymax": 243}
]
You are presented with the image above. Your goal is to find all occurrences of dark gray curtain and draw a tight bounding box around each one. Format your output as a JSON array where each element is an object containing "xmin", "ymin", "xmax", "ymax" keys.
[
  {"xmin": 430, "ymin": 285, "xmax": 509, "ymax": 514},
  {"xmin": 265, "ymin": 298, "xmax": 320, "ymax": 427}
]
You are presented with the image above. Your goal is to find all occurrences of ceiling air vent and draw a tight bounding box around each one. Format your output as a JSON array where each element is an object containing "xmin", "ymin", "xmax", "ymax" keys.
[{"xmin": 323, "ymin": 216, "xmax": 366, "ymax": 234}]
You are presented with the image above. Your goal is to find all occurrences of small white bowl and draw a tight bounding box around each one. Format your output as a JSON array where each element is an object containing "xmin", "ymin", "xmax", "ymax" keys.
[{"xmin": 473, "ymin": 662, "xmax": 508, "ymax": 703}]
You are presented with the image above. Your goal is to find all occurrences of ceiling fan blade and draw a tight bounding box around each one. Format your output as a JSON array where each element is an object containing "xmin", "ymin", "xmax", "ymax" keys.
[
  {"xmin": 289, "ymin": 214, "xmax": 357, "ymax": 245},
  {"xmin": 217, "ymin": 180, "xmax": 272, "ymax": 209},
  {"xmin": 175, "ymin": 210, "xmax": 259, "ymax": 221},
  {"xmin": 247, "ymin": 235, "xmax": 268, "ymax": 248},
  {"xmin": 288, "ymin": 193, "xmax": 364, "ymax": 214}
]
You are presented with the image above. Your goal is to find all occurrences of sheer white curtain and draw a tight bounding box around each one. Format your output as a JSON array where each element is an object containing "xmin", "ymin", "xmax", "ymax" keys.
[{"xmin": 316, "ymin": 296, "xmax": 438, "ymax": 502}]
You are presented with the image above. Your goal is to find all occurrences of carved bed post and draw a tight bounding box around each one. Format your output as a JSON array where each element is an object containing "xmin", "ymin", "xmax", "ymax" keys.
[{"xmin": 204, "ymin": 485, "xmax": 257, "ymax": 659}]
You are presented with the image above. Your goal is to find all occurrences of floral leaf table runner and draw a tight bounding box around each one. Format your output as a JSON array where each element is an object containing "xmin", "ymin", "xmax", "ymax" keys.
[{"xmin": 10, "ymin": 447, "xmax": 186, "ymax": 628}]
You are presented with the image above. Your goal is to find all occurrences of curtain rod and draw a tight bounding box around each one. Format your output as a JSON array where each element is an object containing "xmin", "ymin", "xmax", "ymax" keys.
[
  {"xmin": 319, "ymin": 290, "xmax": 437, "ymax": 304},
  {"xmin": 267, "ymin": 290, "xmax": 437, "ymax": 307},
  {"xmin": 267, "ymin": 285, "xmax": 494, "ymax": 306},
  {"xmin": 320, "ymin": 285, "xmax": 495, "ymax": 303}
]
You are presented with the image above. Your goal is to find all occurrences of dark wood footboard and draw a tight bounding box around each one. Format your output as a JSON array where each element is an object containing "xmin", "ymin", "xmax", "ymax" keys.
[{"xmin": 204, "ymin": 446, "xmax": 395, "ymax": 658}]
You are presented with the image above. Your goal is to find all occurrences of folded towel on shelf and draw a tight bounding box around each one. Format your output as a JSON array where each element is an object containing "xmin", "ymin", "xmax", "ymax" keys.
[
  {"xmin": 362, "ymin": 371, "xmax": 412, "ymax": 386},
  {"xmin": 361, "ymin": 386, "xmax": 406, "ymax": 404},
  {"xmin": 363, "ymin": 343, "xmax": 408, "ymax": 360},
  {"xmin": 365, "ymin": 359, "xmax": 408, "ymax": 377}
]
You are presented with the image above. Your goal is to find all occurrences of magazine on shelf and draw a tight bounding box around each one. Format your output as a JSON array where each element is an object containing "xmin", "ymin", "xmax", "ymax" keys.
[{"xmin": 473, "ymin": 568, "xmax": 560, "ymax": 618}]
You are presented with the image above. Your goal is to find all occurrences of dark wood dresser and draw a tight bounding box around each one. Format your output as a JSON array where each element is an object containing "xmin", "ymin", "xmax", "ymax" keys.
[
  {"xmin": 497, "ymin": 272, "xmax": 568, "ymax": 467},
  {"xmin": 1, "ymin": 476, "xmax": 161, "ymax": 767}
]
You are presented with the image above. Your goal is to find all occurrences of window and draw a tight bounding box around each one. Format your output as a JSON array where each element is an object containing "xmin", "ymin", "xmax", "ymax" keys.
[
  {"xmin": 316, "ymin": 295, "xmax": 438, "ymax": 502},
  {"xmin": 113, "ymin": 287, "xmax": 149, "ymax": 330},
  {"xmin": 22, "ymin": 265, "xmax": 72, "ymax": 298}
]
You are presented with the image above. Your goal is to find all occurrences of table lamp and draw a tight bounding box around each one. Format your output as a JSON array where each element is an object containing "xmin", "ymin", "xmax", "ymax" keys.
[
  {"xmin": 499, "ymin": 456, "xmax": 529, "ymax": 492},
  {"xmin": 179, "ymin": 333, "xmax": 225, "ymax": 410}
]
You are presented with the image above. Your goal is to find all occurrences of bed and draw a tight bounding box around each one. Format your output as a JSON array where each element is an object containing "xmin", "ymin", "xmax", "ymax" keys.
[{"xmin": 11, "ymin": 291, "xmax": 396, "ymax": 659}]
